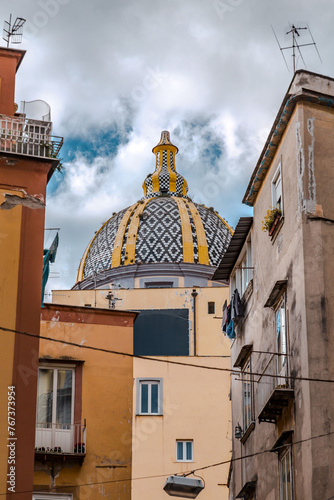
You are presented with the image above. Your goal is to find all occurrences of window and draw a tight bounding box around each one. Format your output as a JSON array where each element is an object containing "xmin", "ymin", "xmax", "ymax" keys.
[
  {"xmin": 272, "ymin": 163, "xmax": 283, "ymax": 212},
  {"xmin": 137, "ymin": 378, "xmax": 163, "ymax": 415},
  {"xmin": 176, "ymin": 440, "xmax": 193, "ymax": 462},
  {"xmin": 145, "ymin": 281, "xmax": 174, "ymax": 288},
  {"xmin": 279, "ymin": 447, "xmax": 294, "ymax": 500},
  {"xmin": 232, "ymin": 237, "xmax": 253, "ymax": 298},
  {"xmin": 242, "ymin": 358, "xmax": 253, "ymax": 432},
  {"xmin": 276, "ymin": 297, "xmax": 288, "ymax": 382},
  {"xmin": 35, "ymin": 363, "xmax": 84, "ymax": 454},
  {"xmin": 36, "ymin": 366, "xmax": 74, "ymax": 429},
  {"xmin": 208, "ymin": 302, "xmax": 215, "ymax": 314}
]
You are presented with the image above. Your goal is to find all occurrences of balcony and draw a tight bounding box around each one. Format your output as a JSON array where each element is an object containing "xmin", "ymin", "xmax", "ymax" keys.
[
  {"xmin": 35, "ymin": 421, "xmax": 86, "ymax": 465},
  {"xmin": 0, "ymin": 114, "xmax": 63, "ymax": 160},
  {"xmin": 257, "ymin": 353, "xmax": 294, "ymax": 424}
]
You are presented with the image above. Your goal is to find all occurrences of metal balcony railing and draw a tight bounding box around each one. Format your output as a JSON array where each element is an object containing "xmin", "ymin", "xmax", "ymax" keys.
[
  {"xmin": 0, "ymin": 114, "xmax": 63, "ymax": 160},
  {"xmin": 35, "ymin": 421, "xmax": 86, "ymax": 455},
  {"xmin": 256, "ymin": 353, "xmax": 294, "ymax": 423}
]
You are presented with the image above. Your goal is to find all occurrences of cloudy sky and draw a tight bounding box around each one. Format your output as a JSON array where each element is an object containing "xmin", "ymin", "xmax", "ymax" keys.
[{"xmin": 2, "ymin": 0, "xmax": 333, "ymax": 293}]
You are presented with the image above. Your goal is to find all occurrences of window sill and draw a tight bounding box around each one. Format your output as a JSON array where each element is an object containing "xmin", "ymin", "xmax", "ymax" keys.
[
  {"xmin": 136, "ymin": 413, "xmax": 163, "ymax": 417},
  {"xmin": 240, "ymin": 421, "xmax": 255, "ymax": 444},
  {"xmin": 270, "ymin": 215, "xmax": 284, "ymax": 242}
]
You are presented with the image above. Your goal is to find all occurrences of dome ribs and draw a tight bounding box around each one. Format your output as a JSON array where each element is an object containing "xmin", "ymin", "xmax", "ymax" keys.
[
  {"xmin": 185, "ymin": 201, "xmax": 209, "ymax": 266},
  {"xmin": 123, "ymin": 199, "xmax": 151, "ymax": 266},
  {"xmin": 167, "ymin": 150, "xmax": 177, "ymax": 193},
  {"xmin": 172, "ymin": 197, "xmax": 194, "ymax": 263},
  {"xmin": 111, "ymin": 204, "xmax": 138, "ymax": 268}
]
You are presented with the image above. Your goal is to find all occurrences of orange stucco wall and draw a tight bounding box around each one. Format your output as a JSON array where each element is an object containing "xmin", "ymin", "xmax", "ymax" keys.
[
  {"xmin": 0, "ymin": 48, "xmax": 24, "ymax": 116},
  {"xmin": 34, "ymin": 305, "xmax": 135, "ymax": 500},
  {"xmin": 0, "ymin": 153, "xmax": 54, "ymax": 499},
  {"xmin": 0, "ymin": 190, "xmax": 22, "ymax": 497}
]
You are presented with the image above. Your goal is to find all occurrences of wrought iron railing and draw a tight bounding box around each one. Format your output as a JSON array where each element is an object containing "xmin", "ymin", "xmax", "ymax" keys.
[
  {"xmin": 35, "ymin": 421, "xmax": 86, "ymax": 455},
  {"xmin": 0, "ymin": 114, "xmax": 63, "ymax": 159}
]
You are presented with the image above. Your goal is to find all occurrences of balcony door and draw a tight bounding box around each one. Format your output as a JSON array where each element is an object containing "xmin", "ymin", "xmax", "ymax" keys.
[
  {"xmin": 36, "ymin": 366, "xmax": 75, "ymax": 453},
  {"xmin": 276, "ymin": 298, "xmax": 288, "ymax": 386}
]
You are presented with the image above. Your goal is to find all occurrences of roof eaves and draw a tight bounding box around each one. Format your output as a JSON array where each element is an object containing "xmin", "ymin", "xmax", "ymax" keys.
[{"xmin": 212, "ymin": 217, "xmax": 253, "ymax": 281}]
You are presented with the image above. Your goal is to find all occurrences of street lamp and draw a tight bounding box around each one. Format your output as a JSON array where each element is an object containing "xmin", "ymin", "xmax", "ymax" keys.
[{"xmin": 163, "ymin": 475, "xmax": 204, "ymax": 498}]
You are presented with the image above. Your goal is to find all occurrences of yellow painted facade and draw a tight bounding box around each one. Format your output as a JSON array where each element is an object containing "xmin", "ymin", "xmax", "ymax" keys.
[
  {"xmin": 52, "ymin": 286, "xmax": 230, "ymax": 357},
  {"xmin": 51, "ymin": 284, "xmax": 232, "ymax": 499},
  {"xmin": 132, "ymin": 356, "xmax": 231, "ymax": 500}
]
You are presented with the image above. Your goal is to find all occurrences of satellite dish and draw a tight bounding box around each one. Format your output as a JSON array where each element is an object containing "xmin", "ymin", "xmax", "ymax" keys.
[{"xmin": 163, "ymin": 475, "xmax": 204, "ymax": 498}]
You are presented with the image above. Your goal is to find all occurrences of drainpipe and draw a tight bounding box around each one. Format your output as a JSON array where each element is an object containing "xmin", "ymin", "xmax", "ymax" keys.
[{"xmin": 191, "ymin": 289, "xmax": 198, "ymax": 356}]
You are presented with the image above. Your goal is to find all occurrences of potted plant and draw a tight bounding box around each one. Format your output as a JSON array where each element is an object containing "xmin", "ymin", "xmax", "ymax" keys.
[{"xmin": 262, "ymin": 207, "xmax": 282, "ymax": 235}]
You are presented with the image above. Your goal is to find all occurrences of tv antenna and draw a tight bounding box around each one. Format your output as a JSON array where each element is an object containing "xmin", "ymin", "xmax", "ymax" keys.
[
  {"xmin": 272, "ymin": 23, "xmax": 322, "ymax": 73},
  {"xmin": 3, "ymin": 14, "xmax": 26, "ymax": 48}
]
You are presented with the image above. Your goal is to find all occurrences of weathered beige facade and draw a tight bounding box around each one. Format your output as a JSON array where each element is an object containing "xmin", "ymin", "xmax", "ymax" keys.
[{"xmin": 216, "ymin": 70, "xmax": 334, "ymax": 499}]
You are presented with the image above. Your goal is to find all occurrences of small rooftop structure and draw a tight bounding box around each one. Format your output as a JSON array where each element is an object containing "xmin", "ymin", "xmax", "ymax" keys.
[{"xmin": 0, "ymin": 48, "xmax": 63, "ymax": 174}]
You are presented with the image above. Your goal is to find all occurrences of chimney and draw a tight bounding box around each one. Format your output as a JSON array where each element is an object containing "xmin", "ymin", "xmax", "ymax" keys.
[{"xmin": 0, "ymin": 47, "xmax": 25, "ymax": 116}]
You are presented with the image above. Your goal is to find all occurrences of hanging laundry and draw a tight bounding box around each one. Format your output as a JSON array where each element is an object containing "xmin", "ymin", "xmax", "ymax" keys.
[
  {"xmin": 227, "ymin": 304, "xmax": 231, "ymax": 324},
  {"xmin": 222, "ymin": 300, "xmax": 228, "ymax": 332},
  {"xmin": 231, "ymin": 289, "xmax": 243, "ymax": 321},
  {"xmin": 226, "ymin": 319, "xmax": 235, "ymax": 339}
]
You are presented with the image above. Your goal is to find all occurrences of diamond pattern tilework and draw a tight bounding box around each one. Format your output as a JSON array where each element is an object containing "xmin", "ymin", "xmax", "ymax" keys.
[
  {"xmin": 81, "ymin": 198, "xmax": 232, "ymax": 279},
  {"xmin": 83, "ymin": 208, "xmax": 128, "ymax": 278},
  {"xmin": 135, "ymin": 198, "xmax": 183, "ymax": 264},
  {"xmin": 195, "ymin": 204, "xmax": 232, "ymax": 266}
]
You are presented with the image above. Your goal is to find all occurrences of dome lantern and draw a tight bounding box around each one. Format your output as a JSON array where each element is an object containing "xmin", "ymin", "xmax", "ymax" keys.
[{"xmin": 142, "ymin": 131, "xmax": 188, "ymax": 199}]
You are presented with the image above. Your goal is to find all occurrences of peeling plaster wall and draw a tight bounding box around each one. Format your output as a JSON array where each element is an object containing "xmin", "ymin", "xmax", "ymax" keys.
[
  {"xmin": 296, "ymin": 113, "xmax": 317, "ymax": 216},
  {"xmin": 230, "ymin": 98, "xmax": 334, "ymax": 499}
]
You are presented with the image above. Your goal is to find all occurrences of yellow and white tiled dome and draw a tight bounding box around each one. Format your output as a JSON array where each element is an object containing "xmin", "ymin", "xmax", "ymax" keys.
[{"xmin": 75, "ymin": 132, "xmax": 233, "ymax": 286}]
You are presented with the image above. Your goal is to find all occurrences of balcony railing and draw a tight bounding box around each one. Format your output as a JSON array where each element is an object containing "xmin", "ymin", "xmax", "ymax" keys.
[
  {"xmin": 35, "ymin": 421, "xmax": 86, "ymax": 455},
  {"xmin": 256, "ymin": 353, "xmax": 294, "ymax": 423},
  {"xmin": 0, "ymin": 114, "xmax": 63, "ymax": 160}
]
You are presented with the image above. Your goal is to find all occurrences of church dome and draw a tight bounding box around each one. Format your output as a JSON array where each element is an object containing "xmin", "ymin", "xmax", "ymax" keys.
[{"xmin": 75, "ymin": 132, "xmax": 233, "ymax": 287}]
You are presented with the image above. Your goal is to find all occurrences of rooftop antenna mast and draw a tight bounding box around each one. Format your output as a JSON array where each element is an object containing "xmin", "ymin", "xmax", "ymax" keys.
[
  {"xmin": 272, "ymin": 23, "xmax": 322, "ymax": 73},
  {"xmin": 3, "ymin": 14, "xmax": 26, "ymax": 48}
]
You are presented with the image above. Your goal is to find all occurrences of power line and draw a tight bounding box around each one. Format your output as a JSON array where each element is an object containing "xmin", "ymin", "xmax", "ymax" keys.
[
  {"xmin": 0, "ymin": 429, "xmax": 333, "ymax": 495},
  {"xmin": 1, "ymin": 324, "xmax": 334, "ymax": 384}
]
